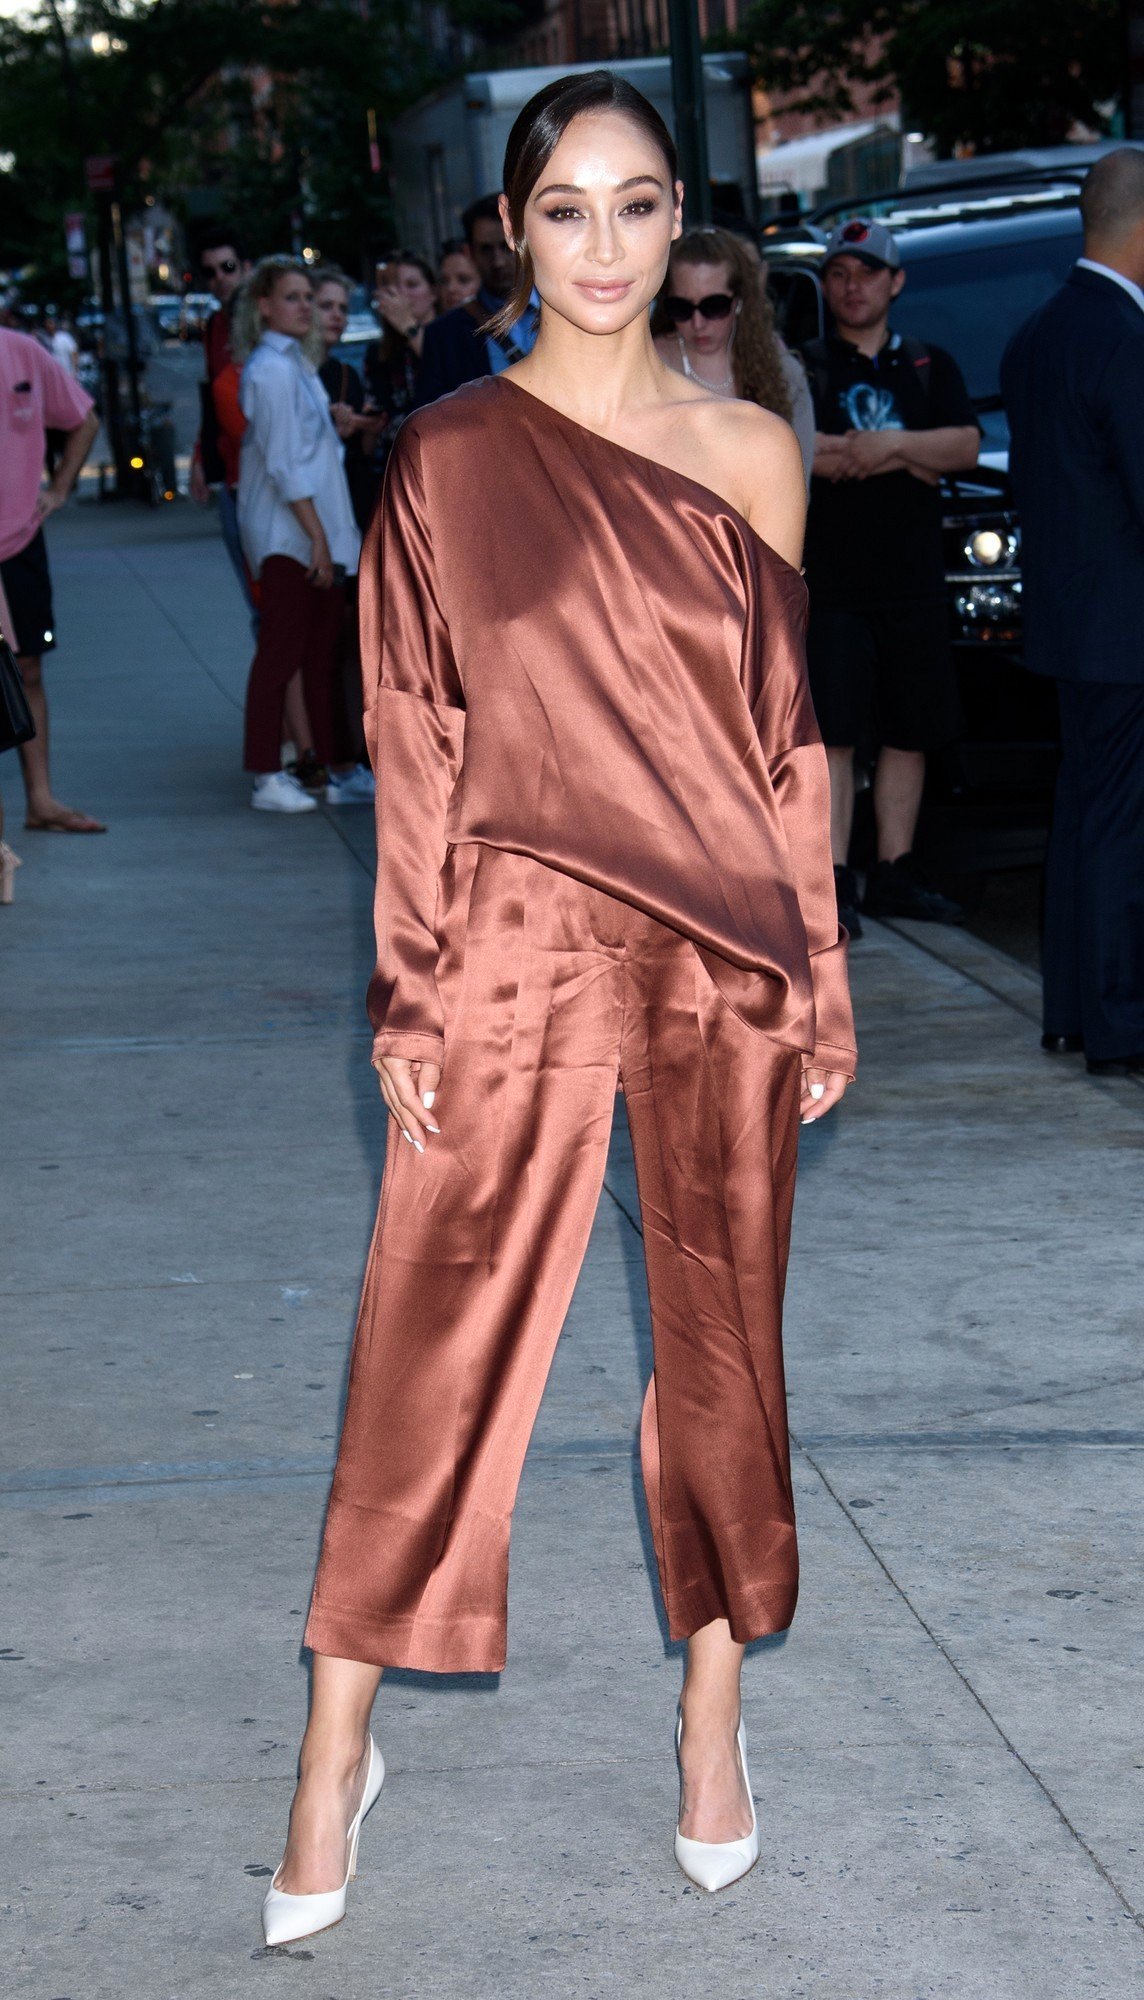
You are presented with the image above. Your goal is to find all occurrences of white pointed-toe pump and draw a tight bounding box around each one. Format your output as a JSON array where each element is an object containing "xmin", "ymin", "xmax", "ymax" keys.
[
  {"xmin": 673, "ymin": 1711, "xmax": 760, "ymax": 1893},
  {"xmin": 262, "ymin": 1735, "xmax": 385, "ymax": 1946}
]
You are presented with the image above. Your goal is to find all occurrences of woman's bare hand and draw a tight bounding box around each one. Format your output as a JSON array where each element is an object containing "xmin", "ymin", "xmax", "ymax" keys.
[
  {"xmin": 800, "ymin": 1067, "xmax": 850, "ymax": 1126},
  {"xmin": 373, "ymin": 1057, "xmax": 442, "ymax": 1151},
  {"xmin": 306, "ymin": 532, "xmax": 334, "ymax": 588}
]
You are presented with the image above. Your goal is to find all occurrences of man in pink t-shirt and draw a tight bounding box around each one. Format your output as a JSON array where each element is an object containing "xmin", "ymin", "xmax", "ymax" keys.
[{"xmin": 0, "ymin": 327, "xmax": 102, "ymax": 831}]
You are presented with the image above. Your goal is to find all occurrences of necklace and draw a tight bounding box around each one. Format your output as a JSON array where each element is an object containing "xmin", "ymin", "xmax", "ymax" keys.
[{"xmin": 678, "ymin": 337, "xmax": 735, "ymax": 394}]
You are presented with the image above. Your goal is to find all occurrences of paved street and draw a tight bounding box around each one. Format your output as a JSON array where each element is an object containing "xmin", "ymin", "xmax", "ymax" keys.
[{"xmin": 3, "ymin": 496, "xmax": 1144, "ymax": 2000}]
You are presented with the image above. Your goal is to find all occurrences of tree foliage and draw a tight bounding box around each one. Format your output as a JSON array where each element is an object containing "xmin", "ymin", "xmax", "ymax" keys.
[
  {"xmin": 735, "ymin": 0, "xmax": 1123, "ymax": 154},
  {"xmin": 0, "ymin": 0, "xmax": 511, "ymax": 288}
]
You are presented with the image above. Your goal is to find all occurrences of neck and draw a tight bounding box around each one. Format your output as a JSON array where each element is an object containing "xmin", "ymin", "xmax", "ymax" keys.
[
  {"xmin": 680, "ymin": 333, "xmax": 733, "ymax": 377},
  {"xmin": 836, "ymin": 318, "xmax": 889, "ymax": 359},
  {"xmin": 1084, "ymin": 241, "xmax": 1144, "ymax": 288},
  {"xmin": 507, "ymin": 310, "xmax": 675, "ymax": 426}
]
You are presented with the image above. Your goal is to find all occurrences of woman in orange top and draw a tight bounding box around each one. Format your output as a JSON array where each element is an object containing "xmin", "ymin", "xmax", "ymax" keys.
[{"xmin": 262, "ymin": 70, "xmax": 855, "ymax": 1940}]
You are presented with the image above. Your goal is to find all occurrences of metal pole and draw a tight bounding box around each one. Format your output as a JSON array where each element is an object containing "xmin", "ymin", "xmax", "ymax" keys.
[
  {"xmin": 666, "ymin": 0, "xmax": 711, "ymax": 223},
  {"xmin": 94, "ymin": 192, "xmax": 129, "ymax": 496}
]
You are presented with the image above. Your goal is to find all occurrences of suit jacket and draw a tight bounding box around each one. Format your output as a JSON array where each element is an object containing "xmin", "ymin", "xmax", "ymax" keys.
[
  {"xmin": 1000, "ymin": 264, "xmax": 1144, "ymax": 685},
  {"xmin": 414, "ymin": 302, "xmax": 490, "ymax": 408}
]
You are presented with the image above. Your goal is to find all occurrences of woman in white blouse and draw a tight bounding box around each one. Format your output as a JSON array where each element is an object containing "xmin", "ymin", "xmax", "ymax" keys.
[{"xmin": 233, "ymin": 258, "xmax": 363, "ymax": 813}]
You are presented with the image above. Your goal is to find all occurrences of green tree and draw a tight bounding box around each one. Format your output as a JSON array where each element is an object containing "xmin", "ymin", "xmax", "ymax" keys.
[
  {"xmin": 734, "ymin": 0, "xmax": 1123, "ymax": 154},
  {"xmin": 0, "ymin": 0, "xmax": 525, "ymax": 291}
]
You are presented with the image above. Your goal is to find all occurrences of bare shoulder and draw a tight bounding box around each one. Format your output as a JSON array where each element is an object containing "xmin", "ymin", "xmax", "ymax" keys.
[
  {"xmin": 689, "ymin": 398, "xmax": 805, "ymax": 560},
  {"xmin": 705, "ymin": 396, "xmax": 802, "ymax": 485}
]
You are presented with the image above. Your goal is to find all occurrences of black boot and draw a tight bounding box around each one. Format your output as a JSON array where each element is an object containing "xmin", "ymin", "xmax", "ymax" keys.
[
  {"xmin": 833, "ymin": 863, "xmax": 863, "ymax": 941},
  {"xmin": 863, "ymin": 853, "xmax": 964, "ymax": 925}
]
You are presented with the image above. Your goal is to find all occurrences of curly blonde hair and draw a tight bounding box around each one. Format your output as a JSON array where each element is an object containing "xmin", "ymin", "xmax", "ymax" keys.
[
  {"xmin": 230, "ymin": 255, "xmax": 324, "ymax": 368},
  {"xmin": 653, "ymin": 226, "xmax": 792, "ymax": 423}
]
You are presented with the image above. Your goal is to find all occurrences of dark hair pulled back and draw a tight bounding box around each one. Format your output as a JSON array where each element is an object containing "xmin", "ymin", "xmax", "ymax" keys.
[{"xmin": 482, "ymin": 69, "xmax": 679, "ymax": 341}]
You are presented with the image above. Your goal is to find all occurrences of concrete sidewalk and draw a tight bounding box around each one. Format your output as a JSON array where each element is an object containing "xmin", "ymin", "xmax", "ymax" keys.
[{"xmin": 3, "ymin": 499, "xmax": 1143, "ymax": 2000}]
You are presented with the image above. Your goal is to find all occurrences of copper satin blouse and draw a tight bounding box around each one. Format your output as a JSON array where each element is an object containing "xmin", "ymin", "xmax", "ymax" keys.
[{"xmin": 360, "ymin": 374, "xmax": 856, "ymax": 1079}]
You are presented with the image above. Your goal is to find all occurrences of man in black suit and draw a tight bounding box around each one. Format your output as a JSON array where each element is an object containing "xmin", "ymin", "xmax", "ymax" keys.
[
  {"xmin": 416, "ymin": 194, "xmax": 539, "ymax": 405},
  {"xmin": 1001, "ymin": 150, "xmax": 1144, "ymax": 1075}
]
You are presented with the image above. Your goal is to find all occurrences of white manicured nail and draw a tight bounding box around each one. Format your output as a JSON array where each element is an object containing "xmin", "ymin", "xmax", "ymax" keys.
[
  {"xmin": 810, "ymin": 1083, "xmax": 825, "ymax": 1100},
  {"xmin": 425, "ymin": 1121, "xmax": 440, "ymax": 1133},
  {"xmin": 401, "ymin": 1129, "xmax": 412, "ymax": 1144},
  {"xmin": 422, "ymin": 1090, "xmax": 435, "ymax": 1108},
  {"xmin": 413, "ymin": 1138, "xmax": 424, "ymax": 1153}
]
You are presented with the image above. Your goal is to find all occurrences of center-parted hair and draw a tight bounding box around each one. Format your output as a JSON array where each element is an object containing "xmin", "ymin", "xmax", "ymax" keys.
[{"xmin": 483, "ymin": 69, "xmax": 679, "ymax": 341}]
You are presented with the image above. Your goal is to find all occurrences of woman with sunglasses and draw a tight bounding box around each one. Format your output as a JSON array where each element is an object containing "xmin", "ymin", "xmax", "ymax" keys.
[{"xmin": 653, "ymin": 226, "xmax": 815, "ymax": 482}]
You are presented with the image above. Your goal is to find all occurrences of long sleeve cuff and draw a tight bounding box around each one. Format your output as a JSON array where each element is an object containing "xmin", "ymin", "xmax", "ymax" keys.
[{"xmin": 371, "ymin": 1029, "xmax": 446, "ymax": 1067}]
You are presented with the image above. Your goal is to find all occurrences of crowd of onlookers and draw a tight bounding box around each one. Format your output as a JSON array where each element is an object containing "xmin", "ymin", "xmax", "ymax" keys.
[
  {"xmin": 0, "ymin": 187, "xmax": 997, "ymax": 941},
  {"xmin": 190, "ymin": 201, "xmax": 824, "ymax": 819},
  {"xmin": 188, "ymin": 224, "xmax": 485, "ymax": 814},
  {"xmin": 8, "ymin": 146, "xmax": 1143, "ymax": 1080}
]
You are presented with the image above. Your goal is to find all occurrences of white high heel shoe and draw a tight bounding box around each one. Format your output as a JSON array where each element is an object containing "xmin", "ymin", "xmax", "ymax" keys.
[
  {"xmin": 673, "ymin": 1711, "xmax": 759, "ymax": 1893},
  {"xmin": 262, "ymin": 1735, "xmax": 385, "ymax": 1946}
]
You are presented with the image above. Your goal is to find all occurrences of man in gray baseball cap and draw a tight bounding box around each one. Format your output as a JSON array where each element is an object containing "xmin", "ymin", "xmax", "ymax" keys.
[
  {"xmin": 821, "ymin": 216, "xmax": 902, "ymax": 272},
  {"xmin": 800, "ymin": 214, "xmax": 980, "ymax": 934}
]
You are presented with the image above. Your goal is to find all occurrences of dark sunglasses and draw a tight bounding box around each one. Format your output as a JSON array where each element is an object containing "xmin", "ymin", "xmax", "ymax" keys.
[
  {"xmin": 203, "ymin": 257, "xmax": 238, "ymax": 276},
  {"xmin": 662, "ymin": 292, "xmax": 735, "ymax": 325}
]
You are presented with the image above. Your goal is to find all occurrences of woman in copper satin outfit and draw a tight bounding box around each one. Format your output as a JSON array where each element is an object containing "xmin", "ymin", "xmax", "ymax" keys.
[{"xmin": 265, "ymin": 71, "xmax": 855, "ymax": 1929}]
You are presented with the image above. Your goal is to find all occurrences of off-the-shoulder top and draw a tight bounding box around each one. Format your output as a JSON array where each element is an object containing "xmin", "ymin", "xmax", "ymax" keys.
[{"xmin": 360, "ymin": 374, "xmax": 856, "ymax": 1078}]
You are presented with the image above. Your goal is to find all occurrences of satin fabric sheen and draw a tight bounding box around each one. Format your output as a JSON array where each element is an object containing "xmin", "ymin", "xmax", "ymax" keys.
[
  {"xmin": 361, "ymin": 374, "xmax": 856, "ymax": 1079},
  {"xmin": 305, "ymin": 845, "xmax": 802, "ymax": 1672},
  {"xmin": 303, "ymin": 375, "xmax": 857, "ymax": 1672}
]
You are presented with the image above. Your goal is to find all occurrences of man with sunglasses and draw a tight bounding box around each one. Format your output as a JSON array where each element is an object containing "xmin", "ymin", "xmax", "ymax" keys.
[
  {"xmin": 801, "ymin": 218, "xmax": 980, "ymax": 935},
  {"xmin": 190, "ymin": 228, "xmax": 254, "ymax": 616}
]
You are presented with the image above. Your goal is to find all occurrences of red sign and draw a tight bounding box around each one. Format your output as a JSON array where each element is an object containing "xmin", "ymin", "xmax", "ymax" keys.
[{"xmin": 84, "ymin": 155, "xmax": 117, "ymax": 193}]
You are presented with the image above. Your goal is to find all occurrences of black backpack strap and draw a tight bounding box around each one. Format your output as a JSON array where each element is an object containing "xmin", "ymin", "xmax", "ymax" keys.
[
  {"xmin": 894, "ymin": 335, "xmax": 934, "ymax": 423},
  {"xmin": 801, "ymin": 336, "xmax": 832, "ymax": 424}
]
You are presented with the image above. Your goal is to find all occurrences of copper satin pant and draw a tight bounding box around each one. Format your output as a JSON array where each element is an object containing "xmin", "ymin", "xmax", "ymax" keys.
[{"xmin": 305, "ymin": 844, "xmax": 802, "ymax": 1673}]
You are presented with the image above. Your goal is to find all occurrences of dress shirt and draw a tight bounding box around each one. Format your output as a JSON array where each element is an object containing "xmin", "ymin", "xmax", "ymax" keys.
[
  {"xmin": 237, "ymin": 331, "xmax": 360, "ymax": 578},
  {"xmin": 1075, "ymin": 258, "xmax": 1144, "ymax": 316}
]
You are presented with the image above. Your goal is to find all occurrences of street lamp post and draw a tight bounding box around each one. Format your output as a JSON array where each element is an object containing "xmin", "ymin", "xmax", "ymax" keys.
[{"xmin": 666, "ymin": 0, "xmax": 711, "ymax": 223}]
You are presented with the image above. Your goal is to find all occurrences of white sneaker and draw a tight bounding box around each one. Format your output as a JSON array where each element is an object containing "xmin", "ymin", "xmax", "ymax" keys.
[
  {"xmin": 251, "ymin": 770, "xmax": 318, "ymax": 814},
  {"xmin": 325, "ymin": 763, "xmax": 376, "ymax": 807}
]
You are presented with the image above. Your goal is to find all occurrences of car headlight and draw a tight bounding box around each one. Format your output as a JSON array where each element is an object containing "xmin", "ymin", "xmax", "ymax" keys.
[
  {"xmin": 964, "ymin": 525, "xmax": 1019, "ymax": 568},
  {"xmin": 955, "ymin": 581, "xmax": 1023, "ymax": 627}
]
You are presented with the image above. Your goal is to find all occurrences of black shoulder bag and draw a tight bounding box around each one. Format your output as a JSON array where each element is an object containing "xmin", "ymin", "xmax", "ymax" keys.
[{"xmin": 0, "ymin": 578, "xmax": 35, "ymax": 752}]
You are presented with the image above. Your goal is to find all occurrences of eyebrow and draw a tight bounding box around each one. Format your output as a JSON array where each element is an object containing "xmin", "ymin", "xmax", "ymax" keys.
[{"xmin": 534, "ymin": 174, "xmax": 664, "ymax": 198}]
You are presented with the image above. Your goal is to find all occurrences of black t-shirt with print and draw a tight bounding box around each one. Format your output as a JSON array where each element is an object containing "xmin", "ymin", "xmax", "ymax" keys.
[{"xmin": 801, "ymin": 331, "xmax": 978, "ymax": 606}]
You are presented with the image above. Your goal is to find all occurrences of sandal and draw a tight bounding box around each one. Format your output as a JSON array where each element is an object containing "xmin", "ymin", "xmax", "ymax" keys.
[{"xmin": 23, "ymin": 806, "xmax": 106, "ymax": 833}]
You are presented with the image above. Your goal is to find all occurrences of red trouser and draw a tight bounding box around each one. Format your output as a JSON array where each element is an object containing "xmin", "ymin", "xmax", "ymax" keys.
[
  {"xmin": 305, "ymin": 843, "xmax": 802, "ymax": 1674},
  {"xmin": 242, "ymin": 554, "xmax": 346, "ymax": 773}
]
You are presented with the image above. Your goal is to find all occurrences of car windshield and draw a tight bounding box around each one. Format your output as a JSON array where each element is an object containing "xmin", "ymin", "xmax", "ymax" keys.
[{"xmin": 891, "ymin": 226, "xmax": 1081, "ymax": 402}]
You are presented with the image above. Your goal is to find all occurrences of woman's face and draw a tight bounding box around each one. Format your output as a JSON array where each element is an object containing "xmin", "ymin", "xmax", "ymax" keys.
[
  {"xmin": 313, "ymin": 281, "xmax": 348, "ymax": 350},
  {"xmin": 666, "ymin": 258, "xmax": 736, "ymax": 361},
  {"xmin": 376, "ymin": 261, "xmax": 436, "ymax": 326},
  {"xmin": 512, "ymin": 110, "xmax": 682, "ymax": 338},
  {"xmin": 437, "ymin": 249, "xmax": 478, "ymax": 312},
  {"xmin": 260, "ymin": 271, "xmax": 314, "ymax": 340}
]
